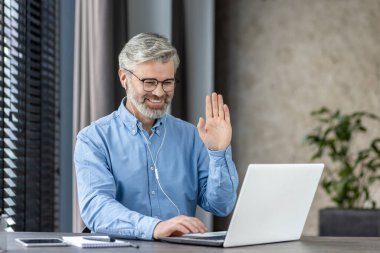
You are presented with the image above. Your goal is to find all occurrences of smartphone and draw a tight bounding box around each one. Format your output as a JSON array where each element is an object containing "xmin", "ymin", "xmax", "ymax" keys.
[{"xmin": 15, "ymin": 238, "xmax": 68, "ymax": 247}]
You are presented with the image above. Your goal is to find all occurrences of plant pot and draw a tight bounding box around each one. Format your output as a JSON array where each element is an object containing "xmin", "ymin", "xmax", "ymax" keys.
[{"xmin": 319, "ymin": 208, "xmax": 380, "ymax": 236}]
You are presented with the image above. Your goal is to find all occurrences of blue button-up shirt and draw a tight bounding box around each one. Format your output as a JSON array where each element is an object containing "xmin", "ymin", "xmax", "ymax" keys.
[{"xmin": 74, "ymin": 98, "xmax": 239, "ymax": 240}]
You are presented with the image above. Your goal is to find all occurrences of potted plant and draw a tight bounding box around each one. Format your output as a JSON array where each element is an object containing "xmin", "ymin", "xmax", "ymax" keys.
[{"xmin": 305, "ymin": 107, "xmax": 380, "ymax": 236}]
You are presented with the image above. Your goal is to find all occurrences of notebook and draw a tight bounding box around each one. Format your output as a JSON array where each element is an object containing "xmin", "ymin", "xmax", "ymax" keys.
[
  {"xmin": 62, "ymin": 236, "xmax": 135, "ymax": 248},
  {"xmin": 161, "ymin": 163, "xmax": 324, "ymax": 247}
]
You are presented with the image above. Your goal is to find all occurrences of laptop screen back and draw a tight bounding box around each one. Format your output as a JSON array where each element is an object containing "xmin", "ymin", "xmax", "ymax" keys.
[{"xmin": 224, "ymin": 163, "xmax": 323, "ymax": 247}]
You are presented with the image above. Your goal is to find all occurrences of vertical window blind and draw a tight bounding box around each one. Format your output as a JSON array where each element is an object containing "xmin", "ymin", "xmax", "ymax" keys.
[{"xmin": 0, "ymin": 0, "xmax": 60, "ymax": 231}]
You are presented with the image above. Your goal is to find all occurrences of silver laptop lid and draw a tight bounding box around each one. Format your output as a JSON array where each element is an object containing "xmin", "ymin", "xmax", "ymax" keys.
[{"xmin": 224, "ymin": 163, "xmax": 324, "ymax": 247}]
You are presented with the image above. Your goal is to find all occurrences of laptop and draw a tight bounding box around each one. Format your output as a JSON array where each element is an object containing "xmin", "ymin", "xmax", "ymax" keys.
[{"xmin": 161, "ymin": 163, "xmax": 324, "ymax": 247}]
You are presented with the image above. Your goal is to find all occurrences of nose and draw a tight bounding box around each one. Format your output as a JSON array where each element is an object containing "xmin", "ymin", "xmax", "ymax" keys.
[{"xmin": 151, "ymin": 82, "xmax": 166, "ymax": 97}]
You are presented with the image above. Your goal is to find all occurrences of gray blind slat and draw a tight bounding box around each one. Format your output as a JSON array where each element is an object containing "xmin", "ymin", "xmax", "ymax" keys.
[{"xmin": 0, "ymin": 0, "xmax": 59, "ymax": 232}]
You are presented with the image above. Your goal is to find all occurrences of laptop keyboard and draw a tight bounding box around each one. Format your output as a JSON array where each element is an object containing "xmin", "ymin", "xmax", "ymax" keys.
[{"xmin": 184, "ymin": 235, "xmax": 226, "ymax": 241}]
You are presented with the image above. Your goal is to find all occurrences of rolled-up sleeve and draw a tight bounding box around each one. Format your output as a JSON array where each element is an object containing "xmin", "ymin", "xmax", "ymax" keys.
[{"xmin": 197, "ymin": 143, "xmax": 239, "ymax": 216}]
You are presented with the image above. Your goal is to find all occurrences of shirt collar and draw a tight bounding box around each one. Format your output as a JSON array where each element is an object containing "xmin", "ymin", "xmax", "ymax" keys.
[
  {"xmin": 152, "ymin": 117, "xmax": 164, "ymax": 136},
  {"xmin": 118, "ymin": 97, "xmax": 164, "ymax": 136}
]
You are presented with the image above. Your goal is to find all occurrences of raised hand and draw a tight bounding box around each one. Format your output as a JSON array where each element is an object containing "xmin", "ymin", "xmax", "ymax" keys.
[
  {"xmin": 153, "ymin": 215, "xmax": 208, "ymax": 239},
  {"xmin": 197, "ymin": 92, "xmax": 232, "ymax": 151}
]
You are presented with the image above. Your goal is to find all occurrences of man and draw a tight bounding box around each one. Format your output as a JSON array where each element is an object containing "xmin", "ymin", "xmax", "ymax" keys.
[{"xmin": 74, "ymin": 33, "xmax": 238, "ymax": 240}]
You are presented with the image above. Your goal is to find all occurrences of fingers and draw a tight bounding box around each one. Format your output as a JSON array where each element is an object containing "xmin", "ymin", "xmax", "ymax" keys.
[
  {"xmin": 218, "ymin": 94, "xmax": 224, "ymax": 119},
  {"xmin": 180, "ymin": 219, "xmax": 206, "ymax": 234},
  {"xmin": 190, "ymin": 217, "xmax": 208, "ymax": 232},
  {"xmin": 174, "ymin": 224, "xmax": 191, "ymax": 235},
  {"xmin": 197, "ymin": 117, "xmax": 205, "ymax": 135},
  {"xmin": 178, "ymin": 216, "xmax": 208, "ymax": 234},
  {"xmin": 197, "ymin": 117, "xmax": 205, "ymax": 129},
  {"xmin": 212, "ymin": 93, "xmax": 218, "ymax": 117},
  {"xmin": 154, "ymin": 221, "xmax": 189, "ymax": 239},
  {"xmin": 224, "ymin": 104, "xmax": 230, "ymax": 123},
  {"xmin": 205, "ymin": 92, "xmax": 229, "ymax": 121},
  {"xmin": 153, "ymin": 216, "xmax": 208, "ymax": 239},
  {"xmin": 207, "ymin": 92, "xmax": 228, "ymax": 118}
]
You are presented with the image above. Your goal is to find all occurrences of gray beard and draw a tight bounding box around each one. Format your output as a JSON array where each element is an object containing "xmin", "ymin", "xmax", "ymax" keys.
[{"xmin": 127, "ymin": 89, "xmax": 170, "ymax": 119}]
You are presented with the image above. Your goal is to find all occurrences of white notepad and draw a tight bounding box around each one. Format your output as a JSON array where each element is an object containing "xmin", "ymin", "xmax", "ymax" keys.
[{"xmin": 62, "ymin": 236, "xmax": 134, "ymax": 248}]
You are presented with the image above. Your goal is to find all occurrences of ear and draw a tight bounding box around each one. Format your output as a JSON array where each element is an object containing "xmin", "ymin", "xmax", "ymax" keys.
[{"xmin": 118, "ymin": 68, "xmax": 128, "ymax": 90}]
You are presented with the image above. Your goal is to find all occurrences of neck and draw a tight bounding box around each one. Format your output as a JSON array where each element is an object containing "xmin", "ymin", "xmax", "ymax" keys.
[{"xmin": 125, "ymin": 100, "xmax": 155, "ymax": 133}]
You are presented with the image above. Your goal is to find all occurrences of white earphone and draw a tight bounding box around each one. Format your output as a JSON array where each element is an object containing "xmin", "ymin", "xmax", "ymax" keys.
[
  {"xmin": 137, "ymin": 113, "xmax": 181, "ymax": 216},
  {"xmin": 124, "ymin": 77, "xmax": 180, "ymax": 216}
]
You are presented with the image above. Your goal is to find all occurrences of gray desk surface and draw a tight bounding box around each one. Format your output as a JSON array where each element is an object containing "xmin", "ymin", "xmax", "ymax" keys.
[{"xmin": 3, "ymin": 232, "xmax": 380, "ymax": 252}]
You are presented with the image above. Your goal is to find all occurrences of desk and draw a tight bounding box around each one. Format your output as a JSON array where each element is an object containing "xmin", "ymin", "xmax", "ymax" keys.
[{"xmin": 4, "ymin": 232, "xmax": 380, "ymax": 252}]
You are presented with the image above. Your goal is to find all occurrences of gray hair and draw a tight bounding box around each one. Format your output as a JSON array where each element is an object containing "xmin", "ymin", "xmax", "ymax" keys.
[{"xmin": 118, "ymin": 33, "xmax": 180, "ymax": 71}]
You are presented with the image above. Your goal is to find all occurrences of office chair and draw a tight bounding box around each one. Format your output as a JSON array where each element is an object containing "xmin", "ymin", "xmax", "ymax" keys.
[{"xmin": 82, "ymin": 226, "xmax": 91, "ymax": 233}]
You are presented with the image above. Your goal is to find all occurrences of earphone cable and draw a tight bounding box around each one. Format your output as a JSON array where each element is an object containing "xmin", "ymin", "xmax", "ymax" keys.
[{"xmin": 139, "ymin": 114, "xmax": 181, "ymax": 216}]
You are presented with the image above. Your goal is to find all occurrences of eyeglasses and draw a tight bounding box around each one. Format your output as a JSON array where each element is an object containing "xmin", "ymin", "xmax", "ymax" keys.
[{"xmin": 124, "ymin": 69, "xmax": 177, "ymax": 92}]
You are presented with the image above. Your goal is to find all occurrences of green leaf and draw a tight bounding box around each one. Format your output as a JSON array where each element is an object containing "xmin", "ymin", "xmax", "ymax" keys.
[
  {"xmin": 368, "ymin": 176, "xmax": 380, "ymax": 184},
  {"xmin": 311, "ymin": 107, "xmax": 330, "ymax": 116},
  {"xmin": 338, "ymin": 166, "xmax": 353, "ymax": 178},
  {"xmin": 306, "ymin": 107, "xmax": 380, "ymax": 209},
  {"xmin": 311, "ymin": 150, "xmax": 322, "ymax": 160},
  {"xmin": 351, "ymin": 112, "xmax": 366, "ymax": 117},
  {"xmin": 366, "ymin": 159, "xmax": 378, "ymax": 171},
  {"xmin": 355, "ymin": 149, "xmax": 370, "ymax": 166},
  {"xmin": 371, "ymin": 139, "xmax": 380, "ymax": 155},
  {"xmin": 364, "ymin": 188, "xmax": 369, "ymax": 200},
  {"xmin": 335, "ymin": 117, "xmax": 351, "ymax": 141},
  {"xmin": 305, "ymin": 135, "xmax": 320, "ymax": 144},
  {"xmin": 367, "ymin": 113, "xmax": 380, "ymax": 120},
  {"xmin": 332, "ymin": 110, "xmax": 341, "ymax": 118}
]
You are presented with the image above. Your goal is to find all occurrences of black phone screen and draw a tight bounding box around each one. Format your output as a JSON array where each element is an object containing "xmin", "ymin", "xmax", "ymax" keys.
[{"xmin": 19, "ymin": 239, "xmax": 63, "ymax": 244}]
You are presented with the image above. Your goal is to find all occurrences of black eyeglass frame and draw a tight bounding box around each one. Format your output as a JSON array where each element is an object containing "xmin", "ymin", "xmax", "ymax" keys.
[{"xmin": 124, "ymin": 69, "xmax": 178, "ymax": 92}]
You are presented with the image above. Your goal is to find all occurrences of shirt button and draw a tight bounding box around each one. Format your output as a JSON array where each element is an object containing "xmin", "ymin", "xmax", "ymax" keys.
[
  {"xmin": 151, "ymin": 190, "xmax": 155, "ymax": 195},
  {"xmin": 150, "ymin": 166, "xmax": 154, "ymax": 171},
  {"xmin": 148, "ymin": 141, "xmax": 151, "ymax": 145},
  {"xmin": 132, "ymin": 129, "xmax": 136, "ymax": 134},
  {"xmin": 156, "ymin": 130, "xmax": 160, "ymax": 134}
]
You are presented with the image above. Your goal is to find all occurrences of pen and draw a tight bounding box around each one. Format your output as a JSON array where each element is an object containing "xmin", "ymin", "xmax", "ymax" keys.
[
  {"xmin": 82, "ymin": 236, "xmax": 140, "ymax": 248},
  {"xmin": 83, "ymin": 236, "xmax": 115, "ymax": 242},
  {"xmin": 112, "ymin": 238, "xmax": 140, "ymax": 248},
  {"xmin": 125, "ymin": 242, "xmax": 140, "ymax": 248}
]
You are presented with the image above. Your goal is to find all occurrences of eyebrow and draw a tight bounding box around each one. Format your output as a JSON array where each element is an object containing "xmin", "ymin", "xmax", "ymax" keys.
[{"xmin": 141, "ymin": 77, "xmax": 175, "ymax": 81}]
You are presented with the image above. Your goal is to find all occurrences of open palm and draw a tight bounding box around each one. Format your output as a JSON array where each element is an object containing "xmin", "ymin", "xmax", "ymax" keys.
[{"xmin": 197, "ymin": 93, "xmax": 232, "ymax": 151}]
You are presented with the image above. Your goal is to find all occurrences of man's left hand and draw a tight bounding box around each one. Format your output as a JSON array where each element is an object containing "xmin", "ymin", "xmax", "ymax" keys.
[{"xmin": 197, "ymin": 92, "xmax": 232, "ymax": 151}]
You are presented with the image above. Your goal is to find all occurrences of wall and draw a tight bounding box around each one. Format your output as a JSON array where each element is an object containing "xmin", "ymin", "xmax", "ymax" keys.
[{"xmin": 215, "ymin": 0, "xmax": 380, "ymax": 235}]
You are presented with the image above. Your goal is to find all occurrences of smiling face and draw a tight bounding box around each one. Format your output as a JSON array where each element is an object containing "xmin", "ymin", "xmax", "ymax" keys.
[{"xmin": 122, "ymin": 59, "xmax": 175, "ymax": 121}]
